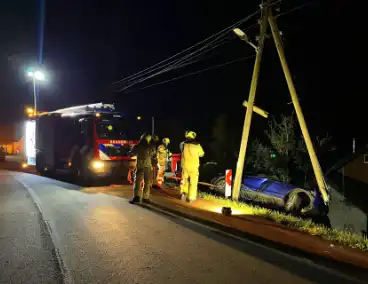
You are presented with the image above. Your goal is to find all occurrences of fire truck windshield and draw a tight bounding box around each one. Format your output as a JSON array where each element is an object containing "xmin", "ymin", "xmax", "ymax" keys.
[{"xmin": 96, "ymin": 117, "xmax": 146, "ymax": 140}]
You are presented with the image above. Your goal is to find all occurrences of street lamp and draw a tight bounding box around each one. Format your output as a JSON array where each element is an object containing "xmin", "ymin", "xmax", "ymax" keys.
[
  {"xmin": 233, "ymin": 28, "xmax": 258, "ymax": 51},
  {"xmin": 27, "ymin": 68, "xmax": 45, "ymax": 115}
]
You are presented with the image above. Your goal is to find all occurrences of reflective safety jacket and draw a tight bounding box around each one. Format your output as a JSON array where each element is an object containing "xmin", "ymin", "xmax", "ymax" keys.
[
  {"xmin": 157, "ymin": 144, "xmax": 170, "ymax": 163},
  {"xmin": 180, "ymin": 140, "xmax": 205, "ymax": 169}
]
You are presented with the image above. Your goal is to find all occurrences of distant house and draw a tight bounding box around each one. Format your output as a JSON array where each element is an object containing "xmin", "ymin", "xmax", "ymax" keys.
[
  {"xmin": 326, "ymin": 146, "xmax": 368, "ymax": 192},
  {"xmin": 0, "ymin": 123, "xmax": 24, "ymax": 154},
  {"xmin": 325, "ymin": 147, "xmax": 368, "ymax": 234},
  {"xmin": 339, "ymin": 152, "xmax": 368, "ymax": 185}
]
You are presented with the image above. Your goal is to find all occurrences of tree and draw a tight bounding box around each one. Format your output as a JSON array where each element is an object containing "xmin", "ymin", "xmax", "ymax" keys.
[
  {"xmin": 248, "ymin": 114, "xmax": 333, "ymax": 186},
  {"xmin": 295, "ymin": 133, "xmax": 334, "ymax": 186}
]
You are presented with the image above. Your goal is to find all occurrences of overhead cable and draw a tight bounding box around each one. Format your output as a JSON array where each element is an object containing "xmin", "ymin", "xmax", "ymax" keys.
[
  {"xmin": 110, "ymin": 8, "xmax": 263, "ymax": 88},
  {"xmin": 114, "ymin": 36, "xmax": 232, "ymax": 88},
  {"xmin": 125, "ymin": 54, "xmax": 256, "ymax": 93},
  {"xmin": 111, "ymin": 0, "xmax": 282, "ymax": 92}
]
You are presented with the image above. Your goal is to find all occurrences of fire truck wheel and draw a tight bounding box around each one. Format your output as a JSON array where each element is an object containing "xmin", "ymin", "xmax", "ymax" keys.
[
  {"xmin": 75, "ymin": 165, "xmax": 91, "ymax": 187},
  {"xmin": 35, "ymin": 153, "xmax": 53, "ymax": 177},
  {"xmin": 35, "ymin": 152, "xmax": 45, "ymax": 174}
]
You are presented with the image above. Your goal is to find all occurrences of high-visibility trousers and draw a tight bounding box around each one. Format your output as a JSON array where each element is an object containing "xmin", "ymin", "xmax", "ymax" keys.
[
  {"xmin": 180, "ymin": 168, "xmax": 199, "ymax": 201},
  {"xmin": 156, "ymin": 162, "xmax": 166, "ymax": 187}
]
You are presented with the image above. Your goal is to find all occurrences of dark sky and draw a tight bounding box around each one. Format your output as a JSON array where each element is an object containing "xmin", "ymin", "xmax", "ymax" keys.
[{"xmin": 0, "ymin": 0, "xmax": 364, "ymax": 150}]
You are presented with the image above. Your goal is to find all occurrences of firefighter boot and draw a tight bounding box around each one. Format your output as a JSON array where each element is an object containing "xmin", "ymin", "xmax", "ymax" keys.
[{"xmin": 129, "ymin": 196, "xmax": 140, "ymax": 204}]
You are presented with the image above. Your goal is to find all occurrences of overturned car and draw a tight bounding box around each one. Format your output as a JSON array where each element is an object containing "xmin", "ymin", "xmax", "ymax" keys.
[
  {"xmin": 168, "ymin": 159, "xmax": 328, "ymax": 218},
  {"xmin": 209, "ymin": 174, "xmax": 328, "ymax": 217}
]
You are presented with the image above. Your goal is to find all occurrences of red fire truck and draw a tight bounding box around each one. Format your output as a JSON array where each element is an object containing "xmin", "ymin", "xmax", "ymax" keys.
[{"xmin": 35, "ymin": 103, "xmax": 149, "ymax": 184}]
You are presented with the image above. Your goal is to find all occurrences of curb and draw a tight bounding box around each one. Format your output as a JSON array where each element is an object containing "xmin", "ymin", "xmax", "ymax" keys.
[
  {"xmin": 14, "ymin": 176, "xmax": 74, "ymax": 284},
  {"xmin": 141, "ymin": 198, "xmax": 368, "ymax": 279}
]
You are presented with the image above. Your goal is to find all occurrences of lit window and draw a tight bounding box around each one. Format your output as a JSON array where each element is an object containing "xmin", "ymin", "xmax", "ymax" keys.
[{"xmin": 364, "ymin": 154, "xmax": 368, "ymax": 164}]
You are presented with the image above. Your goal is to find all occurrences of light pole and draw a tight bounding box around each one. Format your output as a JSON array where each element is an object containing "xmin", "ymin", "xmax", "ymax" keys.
[
  {"xmin": 27, "ymin": 69, "xmax": 45, "ymax": 115},
  {"xmin": 152, "ymin": 117, "xmax": 155, "ymax": 135},
  {"xmin": 231, "ymin": 7, "xmax": 270, "ymax": 201},
  {"xmin": 233, "ymin": 28, "xmax": 258, "ymax": 51}
]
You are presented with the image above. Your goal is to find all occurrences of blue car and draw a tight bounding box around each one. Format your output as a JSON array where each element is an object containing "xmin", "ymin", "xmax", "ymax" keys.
[{"xmin": 210, "ymin": 175, "xmax": 326, "ymax": 216}]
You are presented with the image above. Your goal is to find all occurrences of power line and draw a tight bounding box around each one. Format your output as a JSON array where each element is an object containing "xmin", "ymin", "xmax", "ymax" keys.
[
  {"xmin": 115, "ymin": 33, "xmax": 235, "ymax": 92},
  {"xmin": 111, "ymin": 0, "xmax": 283, "ymax": 92},
  {"xmin": 110, "ymin": 7, "xmax": 264, "ymax": 88},
  {"xmin": 242, "ymin": 1, "xmax": 315, "ymax": 33},
  {"xmin": 125, "ymin": 54, "xmax": 255, "ymax": 93},
  {"xmin": 113, "ymin": 36, "xmax": 232, "ymax": 89},
  {"xmin": 169, "ymin": 37, "xmax": 232, "ymax": 70},
  {"xmin": 276, "ymin": 1, "xmax": 314, "ymax": 18}
]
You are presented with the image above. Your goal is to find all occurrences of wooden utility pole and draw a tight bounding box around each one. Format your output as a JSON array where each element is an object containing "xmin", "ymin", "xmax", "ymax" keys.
[
  {"xmin": 232, "ymin": 2, "xmax": 270, "ymax": 201},
  {"xmin": 268, "ymin": 11, "xmax": 329, "ymax": 203},
  {"xmin": 232, "ymin": 1, "xmax": 330, "ymax": 204}
]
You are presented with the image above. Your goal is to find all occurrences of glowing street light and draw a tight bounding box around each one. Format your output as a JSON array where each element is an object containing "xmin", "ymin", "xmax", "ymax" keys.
[
  {"xmin": 233, "ymin": 28, "xmax": 258, "ymax": 51},
  {"xmin": 27, "ymin": 69, "xmax": 45, "ymax": 81},
  {"xmin": 26, "ymin": 67, "xmax": 46, "ymax": 115},
  {"xmin": 233, "ymin": 28, "xmax": 247, "ymax": 40}
]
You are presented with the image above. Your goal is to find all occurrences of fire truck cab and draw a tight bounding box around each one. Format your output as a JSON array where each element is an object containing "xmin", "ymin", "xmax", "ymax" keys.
[{"xmin": 35, "ymin": 103, "xmax": 148, "ymax": 184}]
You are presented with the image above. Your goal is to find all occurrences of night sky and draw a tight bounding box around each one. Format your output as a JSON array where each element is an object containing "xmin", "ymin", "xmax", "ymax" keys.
[{"xmin": 0, "ymin": 0, "xmax": 364, "ymax": 152}]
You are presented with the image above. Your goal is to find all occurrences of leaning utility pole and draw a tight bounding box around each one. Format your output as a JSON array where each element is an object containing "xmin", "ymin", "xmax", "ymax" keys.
[
  {"xmin": 232, "ymin": 1, "xmax": 330, "ymax": 204},
  {"xmin": 232, "ymin": 1, "xmax": 270, "ymax": 201},
  {"xmin": 267, "ymin": 11, "xmax": 329, "ymax": 203}
]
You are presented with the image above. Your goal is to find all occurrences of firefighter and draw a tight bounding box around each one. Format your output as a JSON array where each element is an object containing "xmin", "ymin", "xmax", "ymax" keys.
[
  {"xmin": 151, "ymin": 135, "xmax": 160, "ymax": 187},
  {"xmin": 156, "ymin": 137, "xmax": 171, "ymax": 188},
  {"xmin": 180, "ymin": 131, "xmax": 204, "ymax": 203},
  {"xmin": 128, "ymin": 133, "xmax": 156, "ymax": 204},
  {"xmin": 127, "ymin": 156, "xmax": 136, "ymax": 184}
]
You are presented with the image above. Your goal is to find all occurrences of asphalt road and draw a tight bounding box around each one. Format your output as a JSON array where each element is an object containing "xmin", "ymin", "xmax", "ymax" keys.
[
  {"xmin": 0, "ymin": 166, "xmax": 367, "ymax": 283},
  {"xmin": 0, "ymin": 171, "xmax": 62, "ymax": 283}
]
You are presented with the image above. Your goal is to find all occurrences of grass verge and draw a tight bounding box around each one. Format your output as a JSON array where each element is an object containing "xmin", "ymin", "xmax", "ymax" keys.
[{"xmin": 199, "ymin": 192, "xmax": 368, "ymax": 252}]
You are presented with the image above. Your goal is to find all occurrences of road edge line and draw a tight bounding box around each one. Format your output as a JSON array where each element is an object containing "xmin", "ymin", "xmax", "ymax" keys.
[{"xmin": 14, "ymin": 176, "xmax": 74, "ymax": 284}]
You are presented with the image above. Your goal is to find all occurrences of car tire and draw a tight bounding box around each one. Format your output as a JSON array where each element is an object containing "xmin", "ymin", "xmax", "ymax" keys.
[
  {"xmin": 212, "ymin": 176, "xmax": 226, "ymax": 194},
  {"xmin": 284, "ymin": 190, "xmax": 310, "ymax": 215}
]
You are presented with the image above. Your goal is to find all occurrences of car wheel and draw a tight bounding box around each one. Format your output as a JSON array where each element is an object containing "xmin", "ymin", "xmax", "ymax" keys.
[
  {"xmin": 284, "ymin": 190, "xmax": 310, "ymax": 215},
  {"xmin": 213, "ymin": 176, "xmax": 226, "ymax": 194},
  {"xmin": 285, "ymin": 190, "xmax": 303, "ymax": 213}
]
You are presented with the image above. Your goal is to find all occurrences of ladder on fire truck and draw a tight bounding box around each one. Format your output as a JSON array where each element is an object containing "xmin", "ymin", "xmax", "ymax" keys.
[{"xmin": 45, "ymin": 103, "xmax": 115, "ymax": 116}]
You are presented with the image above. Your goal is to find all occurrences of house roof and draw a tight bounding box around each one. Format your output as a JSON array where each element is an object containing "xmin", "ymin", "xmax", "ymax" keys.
[{"xmin": 325, "ymin": 146, "xmax": 368, "ymax": 176}]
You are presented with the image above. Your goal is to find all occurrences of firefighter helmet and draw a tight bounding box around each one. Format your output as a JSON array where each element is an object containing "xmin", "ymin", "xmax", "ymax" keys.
[
  {"xmin": 185, "ymin": 131, "xmax": 196, "ymax": 140},
  {"xmin": 140, "ymin": 133, "xmax": 152, "ymax": 143},
  {"xmin": 162, "ymin": 137, "xmax": 170, "ymax": 144},
  {"xmin": 145, "ymin": 135, "xmax": 152, "ymax": 143}
]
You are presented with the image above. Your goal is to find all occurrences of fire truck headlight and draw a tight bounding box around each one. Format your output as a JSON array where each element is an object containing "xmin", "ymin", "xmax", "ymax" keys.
[{"xmin": 92, "ymin": 161, "xmax": 104, "ymax": 170}]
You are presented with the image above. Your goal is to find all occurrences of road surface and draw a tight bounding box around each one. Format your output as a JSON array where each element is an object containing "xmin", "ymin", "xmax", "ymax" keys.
[{"xmin": 0, "ymin": 168, "xmax": 366, "ymax": 283}]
